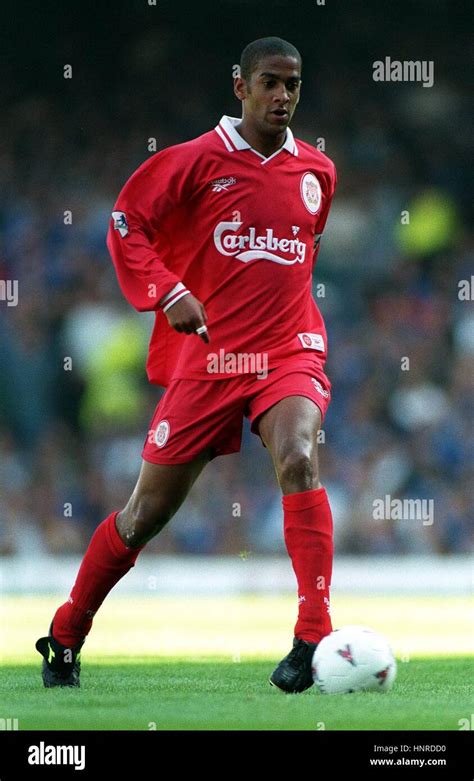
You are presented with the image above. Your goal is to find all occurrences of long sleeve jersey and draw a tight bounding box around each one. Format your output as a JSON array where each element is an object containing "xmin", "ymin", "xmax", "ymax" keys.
[{"xmin": 107, "ymin": 115, "xmax": 337, "ymax": 386}]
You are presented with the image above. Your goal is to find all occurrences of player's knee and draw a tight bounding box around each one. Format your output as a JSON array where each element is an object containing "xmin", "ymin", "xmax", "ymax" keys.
[
  {"xmin": 117, "ymin": 492, "xmax": 175, "ymax": 547},
  {"xmin": 277, "ymin": 445, "xmax": 317, "ymax": 492}
]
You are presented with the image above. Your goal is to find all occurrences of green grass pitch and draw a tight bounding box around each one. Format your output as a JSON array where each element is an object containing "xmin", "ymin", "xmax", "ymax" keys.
[{"xmin": 1, "ymin": 594, "xmax": 472, "ymax": 730}]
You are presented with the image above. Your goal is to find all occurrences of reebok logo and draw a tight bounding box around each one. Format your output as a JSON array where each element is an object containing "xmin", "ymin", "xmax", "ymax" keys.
[
  {"xmin": 214, "ymin": 221, "xmax": 306, "ymax": 265},
  {"xmin": 210, "ymin": 176, "xmax": 237, "ymax": 192},
  {"xmin": 311, "ymin": 377, "xmax": 329, "ymax": 397},
  {"xmin": 28, "ymin": 742, "xmax": 85, "ymax": 771}
]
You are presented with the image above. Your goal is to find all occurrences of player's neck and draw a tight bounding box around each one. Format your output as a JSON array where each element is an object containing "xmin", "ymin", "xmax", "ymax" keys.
[{"xmin": 234, "ymin": 118, "xmax": 286, "ymax": 159}]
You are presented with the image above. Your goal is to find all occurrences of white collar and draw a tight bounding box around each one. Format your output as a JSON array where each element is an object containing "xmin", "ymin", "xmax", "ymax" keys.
[{"xmin": 215, "ymin": 115, "xmax": 298, "ymax": 164}]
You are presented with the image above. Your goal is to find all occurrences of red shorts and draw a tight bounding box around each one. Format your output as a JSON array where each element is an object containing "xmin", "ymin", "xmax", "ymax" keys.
[{"xmin": 142, "ymin": 356, "xmax": 331, "ymax": 464}]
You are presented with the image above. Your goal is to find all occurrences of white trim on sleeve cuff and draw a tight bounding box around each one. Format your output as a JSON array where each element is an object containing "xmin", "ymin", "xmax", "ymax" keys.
[
  {"xmin": 159, "ymin": 282, "xmax": 186, "ymax": 305},
  {"xmin": 162, "ymin": 289, "xmax": 191, "ymax": 313}
]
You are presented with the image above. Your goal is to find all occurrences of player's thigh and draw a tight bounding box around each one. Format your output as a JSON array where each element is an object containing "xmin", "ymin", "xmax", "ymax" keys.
[
  {"xmin": 117, "ymin": 449, "xmax": 212, "ymax": 542},
  {"xmin": 133, "ymin": 450, "xmax": 211, "ymax": 510},
  {"xmin": 257, "ymin": 395, "xmax": 322, "ymax": 479}
]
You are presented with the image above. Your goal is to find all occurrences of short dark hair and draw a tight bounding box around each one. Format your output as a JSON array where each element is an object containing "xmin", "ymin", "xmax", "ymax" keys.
[{"xmin": 239, "ymin": 37, "xmax": 302, "ymax": 82}]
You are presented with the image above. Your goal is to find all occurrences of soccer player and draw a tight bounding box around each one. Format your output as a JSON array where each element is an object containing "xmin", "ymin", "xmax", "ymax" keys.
[{"xmin": 36, "ymin": 36, "xmax": 337, "ymax": 693}]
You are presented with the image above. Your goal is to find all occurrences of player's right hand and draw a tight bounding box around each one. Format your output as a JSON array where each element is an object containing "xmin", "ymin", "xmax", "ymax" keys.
[{"xmin": 164, "ymin": 294, "xmax": 210, "ymax": 343}]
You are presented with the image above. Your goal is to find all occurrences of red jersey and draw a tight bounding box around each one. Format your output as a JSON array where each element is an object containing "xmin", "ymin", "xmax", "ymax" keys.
[{"xmin": 107, "ymin": 115, "xmax": 337, "ymax": 386}]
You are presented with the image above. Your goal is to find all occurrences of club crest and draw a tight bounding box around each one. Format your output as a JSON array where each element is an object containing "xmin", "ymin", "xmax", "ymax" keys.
[{"xmin": 300, "ymin": 172, "xmax": 321, "ymax": 214}]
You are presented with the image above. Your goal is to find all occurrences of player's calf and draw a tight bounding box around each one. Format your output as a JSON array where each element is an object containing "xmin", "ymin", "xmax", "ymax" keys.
[
  {"xmin": 116, "ymin": 493, "xmax": 175, "ymax": 547},
  {"xmin": 35, "ymin": 458, "xmax": 210, "ymax": 690},
  {"xmin": 276, "ymin": 447, "xmax": 319, "ymax": 494}
]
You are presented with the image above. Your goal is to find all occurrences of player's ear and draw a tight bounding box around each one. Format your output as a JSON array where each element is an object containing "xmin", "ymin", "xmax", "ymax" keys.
[
  {"xmin": 296, "ymin": 79, "xmax": 302, "ymax": 103},
  {"xmin": 234, "ymin": 77, "xmax": 248, "ymax": 101}
]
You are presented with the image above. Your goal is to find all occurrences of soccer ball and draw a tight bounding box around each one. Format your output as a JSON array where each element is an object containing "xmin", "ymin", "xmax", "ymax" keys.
[{"xmin": 311, "ymin": 625, "xmax": 397, "ymax": 694}]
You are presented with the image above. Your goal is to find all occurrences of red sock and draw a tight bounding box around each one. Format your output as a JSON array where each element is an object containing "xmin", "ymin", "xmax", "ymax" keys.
[
  {"xmin": 52, "ymin": 511, "xmax": 144, "ymax": 647},
  {"xmin": 283, "ymin": 487, "xmax": 334, "ymax": 644}
]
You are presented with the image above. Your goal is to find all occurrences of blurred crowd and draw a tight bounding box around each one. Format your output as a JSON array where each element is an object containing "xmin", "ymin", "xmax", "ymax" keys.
[{"xmin": 0, "ymin": 8, "xmax": 472, "ymax": 557}]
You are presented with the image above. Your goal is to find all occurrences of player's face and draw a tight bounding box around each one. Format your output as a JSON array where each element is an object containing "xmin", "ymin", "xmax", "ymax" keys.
[{"xmin": 236, "ymin": 55, "xmax": 302, "ymax": 136}]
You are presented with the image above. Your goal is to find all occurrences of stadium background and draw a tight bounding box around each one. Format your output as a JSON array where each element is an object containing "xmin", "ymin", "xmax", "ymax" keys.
[{"xmin": 0, "ymin": 0, "xmax": 471, "ymax": 560}]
